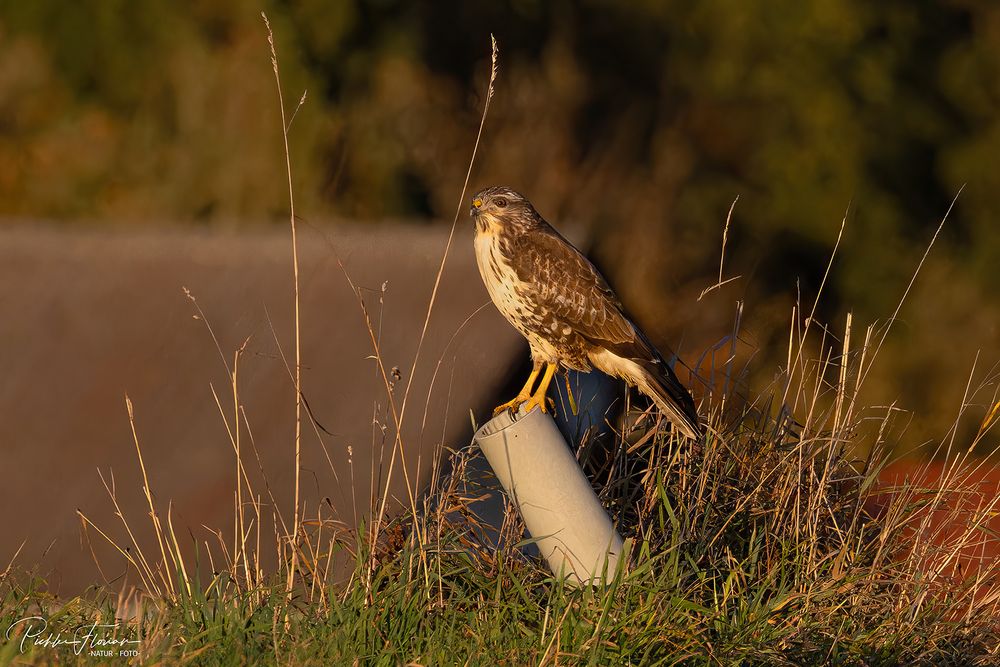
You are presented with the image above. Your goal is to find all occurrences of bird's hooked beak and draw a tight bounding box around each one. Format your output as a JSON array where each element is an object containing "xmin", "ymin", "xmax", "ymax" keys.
[{"xmin": 470, "ymin": 197, "xmax": 483, "ymax": 217}]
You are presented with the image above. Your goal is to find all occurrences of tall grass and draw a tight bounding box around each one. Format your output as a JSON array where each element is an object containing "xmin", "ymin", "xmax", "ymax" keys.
[
  {"xmin": 2, "ymin": 25, "xmax": 999, "ymax": 667},
  {"xmin": 7, "ymin": 310, "xmax": 999, "ymax": 663}
]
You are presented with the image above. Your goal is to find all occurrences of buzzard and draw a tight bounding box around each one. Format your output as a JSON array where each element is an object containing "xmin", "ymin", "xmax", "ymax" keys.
[{"xmin": 471, "ymin": 186, "xmax": 702, "ymax": 440}]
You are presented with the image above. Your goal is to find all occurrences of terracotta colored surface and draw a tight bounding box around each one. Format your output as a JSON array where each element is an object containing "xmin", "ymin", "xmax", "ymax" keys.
[
  {"xmin": 873, "ymin": 460, "xmax": 1000, "ymax": 582},
  {"xmin": 0, "ymin": 223, "xmax": 523, "ymax": 594}
]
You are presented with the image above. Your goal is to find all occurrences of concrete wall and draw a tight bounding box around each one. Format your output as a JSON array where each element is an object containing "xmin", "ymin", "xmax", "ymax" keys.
[{"xmin": 0, "ymin": 223, "xmax": 523, "ymax": 594}]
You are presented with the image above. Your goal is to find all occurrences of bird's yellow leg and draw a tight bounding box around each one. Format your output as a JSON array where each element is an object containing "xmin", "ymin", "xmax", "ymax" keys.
[
  {"xmin": 521, "ymin": 362, "xmax": 558, "ymax": 415},
  {"xmin": 493, "ymin": 362, "xmax": 542, "ymax": 416}
]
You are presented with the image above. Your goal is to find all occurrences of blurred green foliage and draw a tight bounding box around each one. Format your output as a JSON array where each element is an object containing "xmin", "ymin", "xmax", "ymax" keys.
[{"xmin": 0, "ymin": 0, "xmax": 997, "ymax": 448}]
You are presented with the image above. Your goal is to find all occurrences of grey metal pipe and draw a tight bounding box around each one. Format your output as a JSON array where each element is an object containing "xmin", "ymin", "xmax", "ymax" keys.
[{"xmin": 474, "ymin": 405, "xmax": 624, "ymax": 585}]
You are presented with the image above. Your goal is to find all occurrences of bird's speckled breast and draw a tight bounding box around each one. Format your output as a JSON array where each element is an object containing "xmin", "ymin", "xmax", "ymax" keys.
[
  {"xmin": 474, "ymin": 220, "xmax": 584, "ymax": 366},
  {"xmin": 474, "ymin": 222, "xmax": 531, "ymax": 333}
]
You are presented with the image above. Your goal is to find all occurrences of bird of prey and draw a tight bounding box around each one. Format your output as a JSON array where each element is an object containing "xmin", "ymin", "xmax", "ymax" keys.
[{"xmin": 471, "ymin": 186, "xmax": 702, "ymax": 440}]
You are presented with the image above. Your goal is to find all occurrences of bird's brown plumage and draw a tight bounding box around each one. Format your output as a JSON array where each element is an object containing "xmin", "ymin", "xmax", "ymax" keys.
[{"xmin": 471, "ymin": 185, "xmax": 701, "ymax": 439}]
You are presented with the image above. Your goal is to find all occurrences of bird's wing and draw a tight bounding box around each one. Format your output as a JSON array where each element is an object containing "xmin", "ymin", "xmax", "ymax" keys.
[
  {"xmin": 510, "ymin": 225, "xmax": 701, "ymax": 437},
  {"xmin": 509, "ymin": 227, "xmax": 635, "ymax": 346}
]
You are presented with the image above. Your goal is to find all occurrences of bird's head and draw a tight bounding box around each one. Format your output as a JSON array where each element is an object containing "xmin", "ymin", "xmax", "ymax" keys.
[{"xmin": 470, "ymin": 186, "xmax": 535, "ymax": 231}]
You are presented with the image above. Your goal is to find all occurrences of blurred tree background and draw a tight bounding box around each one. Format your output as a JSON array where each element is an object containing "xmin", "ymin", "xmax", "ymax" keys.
[{"xmin": 0, "ymin": 0, "xmax": 997, "ymax": 452}]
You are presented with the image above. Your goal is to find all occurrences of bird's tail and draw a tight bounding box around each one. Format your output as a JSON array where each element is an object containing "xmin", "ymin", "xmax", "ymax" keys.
[
  {"xmin": 632, "ymin": 358, "xmax": 702, "ymax": 440},
  {"xmin": 590, "ymin": 344, "xmax": 702, "ymax": 440}
]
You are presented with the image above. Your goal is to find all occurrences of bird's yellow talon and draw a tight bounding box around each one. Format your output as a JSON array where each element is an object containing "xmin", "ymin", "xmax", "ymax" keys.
[
  {"xmin": 491, "ymin": 362, "xmax": 558, "ymax": 418},
  {"xmin": 493, "ymin": 396, "xmax": 528, "ymax": 417},
  {"xmin": 520, "ymin": 393, "xmax": 550, "ymax": 415}
]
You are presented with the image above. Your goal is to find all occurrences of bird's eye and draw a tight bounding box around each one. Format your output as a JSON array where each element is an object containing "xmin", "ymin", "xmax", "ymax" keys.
[{"xmin": 494, "ymin": 197, "xmax": 508, "ymax": 208}]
